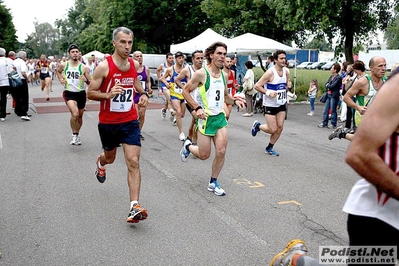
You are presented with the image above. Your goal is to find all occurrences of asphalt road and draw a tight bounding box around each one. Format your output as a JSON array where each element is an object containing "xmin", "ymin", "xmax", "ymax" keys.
[{"xmin": 0, "ymin": 80, "xmax": 358, "ymax": 266}]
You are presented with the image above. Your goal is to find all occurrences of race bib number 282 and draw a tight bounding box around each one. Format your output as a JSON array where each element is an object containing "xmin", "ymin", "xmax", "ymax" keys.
[{"xmin": 110, "ymin": 87, "xmax": 134, "ymax": 112}]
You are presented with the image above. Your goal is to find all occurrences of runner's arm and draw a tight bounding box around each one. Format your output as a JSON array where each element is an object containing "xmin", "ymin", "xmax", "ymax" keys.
[
  {"xmin": 343, "ymin": 78, "xmax": 365, "ymax": 110},
  {"xmin": 255, "ymin": 69, "xmax": 272, "ymax": 94},
  {"xmin": 183, "ymin": 69, "xmax": 204, "ymax": 110},
  {"xmin": 345, "ymin": 73, "xmax": 399, "ymax": 200},
  {"xmin": 159, "ymin": 67, "xmax": 171, "ymax": 89},
  {"xmin": 174, "ymin": 68, "xmax": 188, "ymax": 89},
  {"xmin": 145, "ymin": 66, "xmax": 152, "ymax": 94},
  {"xmin": 56, "ymin": 63, "xmax": 66, "ymax": 86},
  {"xmin": 87, "ymin": 61, "xmax": 123, "ymax": 101},
  {"xmin": 156, "ymin": 64, "xmax": 163, "ymax": 79}
]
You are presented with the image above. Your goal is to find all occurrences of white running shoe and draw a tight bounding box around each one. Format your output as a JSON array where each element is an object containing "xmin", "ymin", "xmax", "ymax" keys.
[
  {"xmin": 70, "ymin": 135, "xmax": 82, "ymax": 145},
  {"xmin": 207, "ymin": 180, "xmax": 226, "ymax": 196},
  {"xmin": 179, "ymin": 132, "xmax": 186, "ymax": 141},
  {"xmin": 169, "ymin": 109, "xmax": 175, "ymax": 122}
]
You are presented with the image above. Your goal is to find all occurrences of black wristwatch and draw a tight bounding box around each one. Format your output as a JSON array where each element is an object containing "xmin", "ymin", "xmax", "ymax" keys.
[{"xmin": 141, "ymin": 92, "xmax": 149, "ymax": 97}]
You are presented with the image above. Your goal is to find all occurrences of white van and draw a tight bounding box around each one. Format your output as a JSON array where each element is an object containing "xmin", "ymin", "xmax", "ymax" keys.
[{"xmin": 131, "ymin": 53, "xmax": 166, "ymax": 89}]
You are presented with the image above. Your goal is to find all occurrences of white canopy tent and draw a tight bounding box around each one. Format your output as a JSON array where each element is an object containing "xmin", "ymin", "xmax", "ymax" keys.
[
  {"xmin": 227, "ymin": 33, "xmax": 298, "ymax": 55},
  {"xmin": 82, "ymin": 50, "xmax": 105, "ymax": 60},
  {"xmin": 170, "ymin": 28, "xmax": 229, "ymax": 54},
  {"xmin": 227, "ymin": 33, "xmax": 298, "ymax": 96}
]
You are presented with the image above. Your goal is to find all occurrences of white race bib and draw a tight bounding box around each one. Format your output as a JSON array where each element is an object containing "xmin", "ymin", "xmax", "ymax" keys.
[
  {"xmin": 110, "ymin": 88, "xmax": 134, "ymax": 112},
  {"xmin": 276, "ymin": 89, "xmax": 287, "ymax": 105},
  {"xmin": 41, "ymin": 67, "xmax": 48, "ymax": 74},
  {"xmin": 207, "ymin": 88, "xmax": 223, "ymax": 110},
  {"xmin": 141, "ymin": 81, "xmax": 146, "ymax": 91},
  {"xmin": 174, "ymin": 81, "xmax": 185, "ymax": 94}
]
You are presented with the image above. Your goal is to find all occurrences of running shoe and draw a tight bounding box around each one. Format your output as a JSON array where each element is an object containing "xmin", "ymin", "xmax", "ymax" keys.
[
  {"xmin": 70, "ymin": 135, "xmax": 78, "ymax": 145},
  {"xmin": 269, "ymin": 239, "xmax": 308, "ymax": 266},
  {"xmin": 161, "ymin": 108, "xmax": 166, "ymax": 119},
  {"xmin": 173, "ymin": 117, "xmax": 176, "ymax": 125},
  {"xmin": 169, "ymin": 108, "xmax": 175, "ymax": 122},
  {"xmin": 95, "ymin": 155, "xmax": 106, "ymax": 183},
  {"xmin": 70, "ymin": 135, "xmax": 82, "ymax": 145},
  {"xmin": 318, "ymin": 123, "xmax": 327, "ymax": 128},
  {"xmin": 265, "ymin": 147, "xmax": 279, "ymax": 157},
  {"xmin": 21, "ymin": 116, "xmax": 31, "ymax": 121},
  {"xmin": 328, "ymin": 125, "xmax": 343, "ymax": 140},
  {"xmin": 126, "ymin": 203, "xmax": 148, "ymax": 223},
  {"xmin": 75, "ymin": 135, "xmax": 82, "ymax": 145},
  {"xmin": 180, "ymin": 138, "xmax": 192, "ymax": 162},
  {"xmin": 251, "ymin": 120, "xmax": 261, "ymax": 137},
  {"xmin": 207, "ymin": 179, "xmax": 226, "ymax": 196},
  {"xmin": 179, "ymin": 132, "xmax": 186, "ymax": 141}
]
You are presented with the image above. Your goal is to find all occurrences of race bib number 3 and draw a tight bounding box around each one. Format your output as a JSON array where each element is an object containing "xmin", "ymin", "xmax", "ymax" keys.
[
  {"xmin": 110, "ymin": 88, "xmax": 134, "ymax": 112},
  {"xmin": 208, "ymin": 89, "xmax": 222, "ymax": 110}
]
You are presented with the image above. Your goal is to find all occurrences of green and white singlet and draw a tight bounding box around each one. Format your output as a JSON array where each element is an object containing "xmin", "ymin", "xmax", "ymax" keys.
[
  {"xmin": 197, "ymin": 68, "xmax": 226, "ymax": 116},
  {"xmin": 63, "ymin": 62, "xmax": 85, "ymax": 92}
]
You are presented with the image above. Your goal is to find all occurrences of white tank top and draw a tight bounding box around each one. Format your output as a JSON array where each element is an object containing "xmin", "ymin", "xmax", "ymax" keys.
[
  {"xmin": 263, "ymin": 67, "xmax": 288, "ymax": 107},
  {"xmin": 343, "ymin": 132, "xmax": 399, "ymax": 230}
]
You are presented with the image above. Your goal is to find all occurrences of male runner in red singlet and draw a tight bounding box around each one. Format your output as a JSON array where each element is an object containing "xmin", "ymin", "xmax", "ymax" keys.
[
  {"xmin": 222, "ymin": 56, "xmax": 239, "ymax": 120},
  {"xmin": 88, "ymin": 27, "xmax": 149, "ymax": 224},
  {"xmin": 35, "ymin": 54, "xmax": 52, "ymax": 101}
]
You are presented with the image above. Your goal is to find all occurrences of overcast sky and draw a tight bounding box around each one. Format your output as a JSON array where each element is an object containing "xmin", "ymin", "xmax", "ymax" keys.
[{"xmin": 3, "ymin": 0, "xmax": 75, "ymax": 42}]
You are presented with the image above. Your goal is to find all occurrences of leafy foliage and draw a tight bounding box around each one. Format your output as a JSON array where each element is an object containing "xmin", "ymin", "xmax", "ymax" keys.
[
  {"xmin": 25, "ymin": 21, "xmax": 61, "ymax": 57},
  {"xmin": 270, "ymin": 0, "xmax": 396, "ymax": 63},
  {"xmin": 304, "ymin": 36, "xmax": 332, "ymax": 51},
  {"xmin": 0, "ymin": 0, "xmax": 18, "ymax": 52},
  {"xmin": 384, "ymin": 8, "xmax": 399, "ymax": 49},
  {"xmin": 200, "ymin": 0, "xmax": 294, "ymax": 41}
]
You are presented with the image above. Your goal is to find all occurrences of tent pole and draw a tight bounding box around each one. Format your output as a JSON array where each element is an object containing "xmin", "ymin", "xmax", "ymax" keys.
[{"xmin": 293, "ymin": 54, "xmax": 297, "ymax": 93}]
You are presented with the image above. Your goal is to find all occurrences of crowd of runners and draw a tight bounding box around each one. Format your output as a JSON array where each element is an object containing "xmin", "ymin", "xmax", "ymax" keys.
[{"xmin": 1, "ymin": 25, "xmax": 399, "ymax": 265}]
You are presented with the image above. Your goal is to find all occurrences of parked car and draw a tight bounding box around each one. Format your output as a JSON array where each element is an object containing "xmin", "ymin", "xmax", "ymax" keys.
[
  {"xmin": 296, "ymin": 61, "xmax": 313, "ymax": 69},
  {"xmin": 307, "ymin": 61, "xmax": 327, "ymax": 69},
  {"xmin": 321, "ymin": 61, "xmax": 336, "ymax": 70},
  {"xmin": 287, "ymin": 59, "xmax": 298, "ymax": 68}
]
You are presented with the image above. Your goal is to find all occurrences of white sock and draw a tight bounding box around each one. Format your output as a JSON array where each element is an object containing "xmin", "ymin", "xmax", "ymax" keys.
[{"xmin": 130, "ymin": 200, "xmax": 139, "ymax": 209}]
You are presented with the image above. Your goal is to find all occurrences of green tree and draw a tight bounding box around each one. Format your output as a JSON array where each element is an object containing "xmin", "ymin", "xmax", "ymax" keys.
[
  {"xmin": 304, "ymin": 36, "xmax": 332, "ymax": 51},
  {"xmin": 200, "ymin": 0, "xmax": 294, "ymax": 42},
  {"xmin": 56, "ymin": 0, "xmax": 216, "ymax": 54},
  {"xmin": 270, "ymin": 0, "xmax": 396, "ymax": 63},
  {"xmin": 55, "ymin": 0, "xmax": 95, "ymax": 55},
  {"xmin": 384, "ymin": 8, "xmax": 399, "ymax": 49},
  {"xmin": 26, "ymin": 21, "xmax": 60, "ymax": 57},
  {"xmin": 0, "ymin": 0, "xmax": 18, "ymax": 52}
]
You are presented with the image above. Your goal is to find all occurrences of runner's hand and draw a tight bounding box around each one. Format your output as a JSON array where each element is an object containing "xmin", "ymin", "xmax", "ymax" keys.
[
  {"xmin": 108, "ymin": 84, "xmax": 124, "ymax": 99},
  {"xmin": 138, "ymin": 94, "xmax": 148, "ymax": 107},
  {"xmin": 233, "ymin": 95, "xmax": 246, "ymax": 109}
]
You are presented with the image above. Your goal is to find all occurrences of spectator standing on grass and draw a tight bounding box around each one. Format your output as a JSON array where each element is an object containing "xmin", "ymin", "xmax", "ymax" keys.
[
  {"xmin": 307, "ymin": 78, "xmax": 318, "ymax": 116},
  {"xmin": 318, "ymin": 63, "xmax": 342, "ymax": 129},
  {"xmin": 338, "ymin": 62, "xmax": 351, "ymax": 123},
  {"xmin": 241, "ymin": 60, "xmax": 256, "ymax": 117}
]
